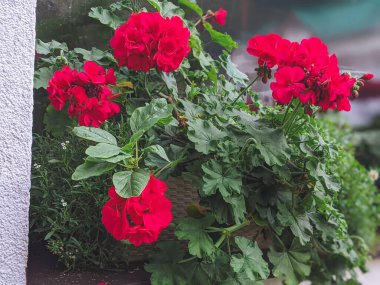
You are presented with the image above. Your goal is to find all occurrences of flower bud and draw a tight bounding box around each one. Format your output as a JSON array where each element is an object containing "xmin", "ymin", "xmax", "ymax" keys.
[{"xmin": 361, "ymin": 73, "xmax": 374, "ymax": 81}]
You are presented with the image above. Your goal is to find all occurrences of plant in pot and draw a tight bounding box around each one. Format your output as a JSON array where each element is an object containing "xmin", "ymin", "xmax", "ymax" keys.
[{"xmin": 31, "ymin": 0, "xmax": 379, "ymax": 284}]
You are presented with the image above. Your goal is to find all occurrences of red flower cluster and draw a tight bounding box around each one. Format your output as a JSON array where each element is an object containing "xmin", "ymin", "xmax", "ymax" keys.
[
  {"xmin": 110, "ymin": 12, "xmax": 191, "ymax": 73},
  {"xmin": 247, "ymin": 34, "xmax": 361, "ymax": 112},
  {"xmin": 47, "ymin": 61, "xmax": 120, "ymax": 127},
  {"xmin": 214, "ymin": 8, "xmax": 227, "ymax": 26},
  {"xmin": 101, "ymin": 175, "xmax": 172, "ymax": 246}
]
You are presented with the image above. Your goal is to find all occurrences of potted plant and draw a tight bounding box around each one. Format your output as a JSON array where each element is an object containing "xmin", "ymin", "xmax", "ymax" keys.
[{"xmin": 32, "ymin": 0, "xmax": 379, "ymax": 284}]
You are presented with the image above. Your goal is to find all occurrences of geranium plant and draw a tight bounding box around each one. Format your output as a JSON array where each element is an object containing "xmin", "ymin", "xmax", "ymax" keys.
[{"xmin": 33, "ymin": 0, "xmax": 378, "ymax": 284}]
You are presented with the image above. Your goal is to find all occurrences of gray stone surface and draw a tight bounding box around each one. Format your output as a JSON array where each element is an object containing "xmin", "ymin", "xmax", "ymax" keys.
[{"xmin": 0, "ymin": 0, "xmax": 36, "ymax": 284}]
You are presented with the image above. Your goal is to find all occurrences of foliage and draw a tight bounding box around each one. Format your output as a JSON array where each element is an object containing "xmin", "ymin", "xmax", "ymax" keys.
[{"xmin": 31, "ymin": 0, "xmax": 380, "ymax": 284}]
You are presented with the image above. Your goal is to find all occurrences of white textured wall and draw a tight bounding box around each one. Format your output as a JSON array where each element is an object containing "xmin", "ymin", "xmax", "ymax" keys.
[{"xmin": 0, "ymin": 0, "xmax": 36, "ymax": 284}]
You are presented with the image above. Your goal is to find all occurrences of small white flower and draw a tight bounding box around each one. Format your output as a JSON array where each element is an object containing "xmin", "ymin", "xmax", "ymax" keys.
[
  {"xmin": 33, "ymin": 163, "xmax": 41, "ymax": 169},
  {"xmin": 65, "ymin": 140, "xmax": 70, "ymax": 144},
  {"xmin": 61, "ymin": 199, "xmax": 65, "ymax": 203},
  {"xmin": 62, "ymin": 202, "xmax": 67, "ymax": 207},
  {"xmin": 369, "ymin": 170, "xmax": 379, "ymax": 182}
]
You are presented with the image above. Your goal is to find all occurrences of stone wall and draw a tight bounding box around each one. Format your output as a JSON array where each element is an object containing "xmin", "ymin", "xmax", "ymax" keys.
[{"xmin": 0, "ymin": 0, "xmax": 36, "ymax": 284}]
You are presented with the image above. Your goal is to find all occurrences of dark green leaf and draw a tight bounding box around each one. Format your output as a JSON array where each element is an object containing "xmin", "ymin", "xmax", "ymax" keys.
[
  {"xmin": 73, "ymin": 127, "xmax": 117, "ymax": 145},
  {"xmin": 231, "ymin": 237, "xmax": 270, "ymax": 281},
  {"xmin": 130, "ymin": 98, "xmax": 173, "ymax": 133},
  {"xmin": 34, "ymin": 67, "xmax": 53, "ymax": 89},
  {"xmin": 175, "ymin": 215, "xmax": 215, "ymax": 258},
  {"xmin": 72, "ymin": 160, "xmax": 115, "ymax": 180},
  {"xmin": 147, "ymin": 0, "xmax": 185, "ymax": 17},
  {"xmin": 161, "ymin": 72, "xmax": 178, "ymax": 98},
  {"xmin": 113, "ymin": 169, "xmax": 150, "ymax": 198},
  {"xmin": 85, "ymin": 143, "xmax": 121, "ymax": 158},
  {"xmin": 145, "ymin": 145, "xmax": 171, "ymax": 168},
  {"xmin": 203, "ymin": 22, "xmax": 238, "ymax": 52},
  {"xmin": 145, "ymin": 242, "xmax": 187, "ymax": 285},
  {"xmin": 187, "ymin": 119, "xmax": 224, "ymax": 154},
  {"xmin": 43, "ymin": 105, "xmax": 73, "ymax": 136},
  {"xmin": 121, "ymin": 130, "xmax": 144, "ymax": 152},
  {"xmin": 277, "ymin": 203, "xmax": 313, "ymax": 245},
  {"xmin": 202, "ymin": 160, "xmax": 242, "ymax": 197},
  {"xmin": 88, "ymin": 7, "xmax": 123, "ymax": 29},
  {"xmin": 268, "ymin": 239, "xmax": 311, "ymax": 285},
  {"xmin": 36, "ymin": 39, "xmax": 68, "ymax": 55}
]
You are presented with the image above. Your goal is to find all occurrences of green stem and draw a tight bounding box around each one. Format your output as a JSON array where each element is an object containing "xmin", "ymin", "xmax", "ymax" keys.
[
  {"xmin": 135, "ymin": 142, "xmax": 139, "ymax": 168},
  {"xmin": 231, "ymin": 76, "xmax": 260, "ymax": 105},
  {"xmin": 226, "ymin": 219, "xmax": 250, "ymax": 233},
  {"xmin": 282, "ymin": 98, "xmax": 294, "ymax": 124},
  {"xmin": 178, "ymin": 256, "xmax": 197, "ymax": 264},
  {"xmin": 215, "ymin": 234, "xmax": 226, "ymax": 248},
  {"xmin": 284, "ymin": 101, "xmax": 302, "ymax": 135},
  {"xmin": 154, "ymin": 162, "xmax": 172, "ymax": 177}
]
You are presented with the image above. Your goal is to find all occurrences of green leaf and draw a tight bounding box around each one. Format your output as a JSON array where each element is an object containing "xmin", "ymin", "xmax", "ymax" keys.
[
  {"xmin": 161, "ymin": 72, "xmax": 178, "ymax": 98},
  {"xmin": 34, "ymin": 67, "xmax": 53, "ymax": 89},
  {"xmin": 74, "ymin": 47, "xmax": 117, "ymax": 65},
  {"xmin": 187, "ymin": 119, "xmax": 225, "ymax": 154},
  {"xmin": 130, "ymin": 98, "xmax": 173, "ymax": 133},
  {"xmin": 121, "ymin": 130, "xmax": 144, "ymax": 152},
  {"xmin": 201, "ymin": 249, "xmax": 231, "ymax": 282},
  {"xmin": 145, "ymin": 145, "xmax": 171, "ymax": 168},
  {"xmin": 72, "ymin": 160, "xmax": 115, "ymax": 180},
  {"xmin": 178, "ymin": 0, "xmax": 203, "ymax": 16},
  {"xmin": 103, "ymin": 154, "xmax": 132, "ymax": 163},
  {"xmin": 43, "ymin": 105, "xmax": 73, "ymax": 136},
  {"xmin": 187, "ymin": 261, "xmax": 211, "ymax": 285},
  {"xmin": 175, "ymin": 215, "xmax": 215, "ymax": 258},
  {"xmin": 223, "ymin": 195, "xmax": 246, "ymax": 224},
  {"xmin": 147, "ymin": 0, "xmax": 185, "ymax": 17},
  {"xmin": 246, "ymin": 124, "xmax": 290, "ymax": 166},
  {"xmin": 268, "ymin": 239, "xmax": 311, "ymax": 285},
  {"xmin": 35, "ymin": 39, "xmax": 68, "ymax": 55},
  {"xmin": 145, "ymin": 242, "xmax": 187, "ymax": 285},
  {"xmin": 203, "ymin": 22, "xmax": 238, "ymax": 52},
  {"xmin": 88, "ymin": 7, "xmax": 123, "ymax": 29},
  {"xmin": 276, "ymin": 203, "xmax": 313, "ymax": 246},
  {"xmin": 231, "ymin": 237, "xmax": 270, "ymax": 281},
  {"xmin": 85, "ymin": 143, "xmax": 121, "ymax": 159},
  {"xmin": 113, "ymin": 169, "xmax": 150, "ymax": 198},
  {"xmin": 73, "ymin": 127, "xmax": 117, "ymax": 145},
  {"xmin": 202, "ymin": 160, "xmax": 242, "ymax": 197},
  {"xmin": 307, "ymin": 161, "xmax": 340, "ymax": 192},
  {"xmin": 224, "ymin": 54, "xmax": 249, "ymax": 85}
]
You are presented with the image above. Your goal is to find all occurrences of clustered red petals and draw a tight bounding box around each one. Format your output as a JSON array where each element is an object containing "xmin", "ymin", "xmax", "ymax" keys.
[
  {"xmin": 47, "ymin": 61, "xmax": 120, "ymax": 127},
  {"xmin": 246, "ymin": 34, "xmax": 361, "ymax": 112},
  {"xmin": 214, "ymin": 8, "xmax": 227, "ymax": 26},
  {"xmin": 101, "ymin": 175, "xmax": 172, "ymax": 246},
  {"xmin": 110, "ymin": 12, "xmax": 190, "ymax": 73}
]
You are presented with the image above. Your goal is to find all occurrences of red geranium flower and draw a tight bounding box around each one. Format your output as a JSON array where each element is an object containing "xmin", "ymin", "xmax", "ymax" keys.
[
  {"xmin": 110, "ymin": 12, "xmax": 190, "ymax": 73},
  {"xmin": 214, "ymin": 8, "xmax": 227, "ymax": 26},
  {"xmin": 101, "ymin": 175, "xmax": 173, "ymax": 246},
  {"xmin": 246, "ymin": 34, "xmax": 282, "ymax": 68},
  {"xmin": 246, "ymin": 33, "xmax": 364, "ymax": 112},
  {"xmin": 47, "ymin": 61, "xmax": 120, "ymax": 127},
  {"xmin": 270, "ymin": 67, "xmax": 306, "ymax": 104}
]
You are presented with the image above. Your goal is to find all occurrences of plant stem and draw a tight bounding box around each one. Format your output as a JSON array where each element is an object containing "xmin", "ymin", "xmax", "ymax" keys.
[
  {"xmin": 282, "ymin": 98, "xmax": 294, "ymax": 124},
  {"xmin": 154, "ymin": 162, "xmax": 172, "ymax": 177},
  {"xmin": 215, "ymin": 234, "xmax": 226, "ymax": 248},
  {"xmin": 231, "ymin": 76, "xmax": 260, "ymax": 105},
  {"xmin": 284, "ymin": 101, "xmax": 302, "ymax": 135},
  {"xmin": 178, "ymin": 256, "xmax": 197, "ymax": 264}
]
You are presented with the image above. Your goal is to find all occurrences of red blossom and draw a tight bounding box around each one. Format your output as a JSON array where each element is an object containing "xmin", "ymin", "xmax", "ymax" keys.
[
  {"xmin": 246, "ymin": 34, "xmax": 282, "ymax": 68},
  {"xmin": 214, "ymin": 8, "xmax": 227, "ymax": 26},
  {"xmin": 270, "ymin": 67, "xmax": 306, "ymax": 104},
  {"xmin": 47, "ymin": 61, "xmax": 120, "ymax": 127},
  {"xmin": 101, "ymin": 175, "xmax": 172, "ymax": 246},
  {"xmin": 110, "ymin": 12, "xmax": 190, "ymax": 73},
  {"xmin": 246, "ymin": 33, "xmax": 364, "ymax": 112}
]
